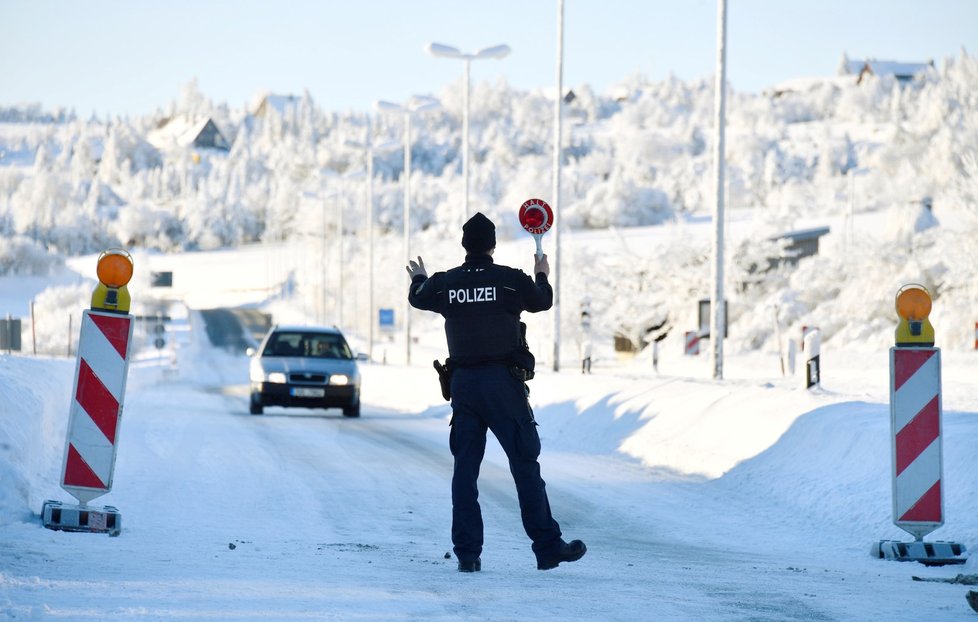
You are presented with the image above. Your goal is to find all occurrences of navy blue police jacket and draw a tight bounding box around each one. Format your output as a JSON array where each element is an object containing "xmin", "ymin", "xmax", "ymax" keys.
[{"xmin": 408, "ymin": 254, "xmax": 553, "ymax": 369}]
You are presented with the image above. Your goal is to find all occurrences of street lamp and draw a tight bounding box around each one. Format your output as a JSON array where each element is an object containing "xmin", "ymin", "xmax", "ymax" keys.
[
  {"xmin": 551, "ymin": 1, "xmax": 564, "ymax": 372},
  {"xmin": 346, "ymin": 124, "xmax": 399, "ymax": 364},
  {"xmin": 425, "ymin": 42, "xmax": 510, "ymax": 223},
  {"xmin": 306, "ymin": 181, "xmax": 341, "ymax": 326},
  {"xmin": 375, "ymin": 95, "xmax": 441, "ymax": 366},
  {"xmin": 711, "ymin": 0, "xmax": 729, "ymax": 380}
]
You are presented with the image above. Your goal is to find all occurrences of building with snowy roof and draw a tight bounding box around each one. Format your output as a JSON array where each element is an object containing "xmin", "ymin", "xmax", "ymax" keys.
[
  {"xmin": 837, "ymin": 54, "xmax": 934, "ymax": 85},
  {"xmin": 147, "ymin": 115, "xmax": 230, "ymax": 151},
  {"xmin": 765, "ymin": 75, "xmax": 857, "ymax": 98},
  {"xmin": 252, "ymin": 94, "xmax": 301, "ymax": 118}
]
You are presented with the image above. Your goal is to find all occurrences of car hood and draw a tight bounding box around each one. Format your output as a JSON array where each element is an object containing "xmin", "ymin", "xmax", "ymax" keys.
[{"xmin": 257, "ymin": 357, "xmax": 359, "ymax": 377}]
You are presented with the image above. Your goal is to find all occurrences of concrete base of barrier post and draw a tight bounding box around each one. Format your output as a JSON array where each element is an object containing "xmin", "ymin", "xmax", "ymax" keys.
[
  {"xmin": 967, "ymin": 590, "xmax": 978, "ymax": 614},
  {"xmin": 41, "ymin": 499, "xmax": 121, "ymax": 537},
  {"xmin": 871, "ymin": 539, "xmax": 966, "ymax": 566}
]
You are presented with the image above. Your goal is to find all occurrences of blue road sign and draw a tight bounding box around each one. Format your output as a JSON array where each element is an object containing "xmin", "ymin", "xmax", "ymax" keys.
[{"xmin": 379, "ymin": 308, "xmax": 395, "ymax": 330}]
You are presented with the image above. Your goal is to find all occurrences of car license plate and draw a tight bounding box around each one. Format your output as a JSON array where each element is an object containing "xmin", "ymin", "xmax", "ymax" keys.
[{"xmin": 291, "ymin": 387, "xmax": 325, "ymax": 398}]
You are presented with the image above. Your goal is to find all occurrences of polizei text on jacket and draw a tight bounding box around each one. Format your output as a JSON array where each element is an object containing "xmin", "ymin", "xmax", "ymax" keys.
[{"xmin": 448, "ymin": 287, "xmax": 497, "ymax": 304}]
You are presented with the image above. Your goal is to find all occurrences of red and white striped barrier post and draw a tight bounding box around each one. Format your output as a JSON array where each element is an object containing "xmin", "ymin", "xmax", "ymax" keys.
[
  {"xmin": 43, "ymin": 249, "xmax": 135, "ymax": 537},
  {"xmin": 873, "ymin": 284, "xmax": 966, "ymax": 565},
  {"xmin": 684, "ymin": 331, "xmax": 700, "ymax": 356},
  {"xmin": 890, "ymin": 348, "xmax": 942, "ymax": 534}
]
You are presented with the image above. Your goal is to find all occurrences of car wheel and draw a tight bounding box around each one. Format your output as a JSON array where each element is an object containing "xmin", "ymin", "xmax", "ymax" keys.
[
  {"xmin": 249, "ymin": 394, "xmax": 264, "ymax": 415},
  {"xmin": 342, "ymin": 401, "xmax": 360, "ymax": 418}
]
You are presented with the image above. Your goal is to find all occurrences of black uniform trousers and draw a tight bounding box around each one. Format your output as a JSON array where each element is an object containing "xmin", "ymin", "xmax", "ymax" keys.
[{"xmin": 448, "ymin": 365, "xmax": 562, "ymax": 563}]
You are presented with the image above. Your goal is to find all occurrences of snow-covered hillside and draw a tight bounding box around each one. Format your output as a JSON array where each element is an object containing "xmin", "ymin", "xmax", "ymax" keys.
[{"xmin": 2, "ymin": 54, "xmax": 978, "ymax": 359}]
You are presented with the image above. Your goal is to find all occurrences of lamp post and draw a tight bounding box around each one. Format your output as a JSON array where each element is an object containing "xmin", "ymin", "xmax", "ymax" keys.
[
  {"xmin": 346, "ymin": 121, "xmax": 374, "ymax": 361},
  {"xmin": 345, "ymin": 125, "xmax": 375, "ymax": 360},
  {"xmin": 336, "ymin": 183, "xmax": 344, "ymax": 331},
  {"xmin": 309, "ymin": 171, "xmax": 347, "ymax": 327},
  {"xmin": 710, "ymin": 0, "xmax": 728, "ymax": 380},
  {"xmin": 375, "ymin": 96, "xmax": 441, "ymax": 366},
  {"xmin": 346, "ymin": 124, "xmax": 399, "ymax": 363},
  {"xmin": 425, "ymin": 42, "xmax": 510, "ymax": 224},
  {"xmin": 552, "ymin": 0, "xmax": 565, "ymax": 372}
]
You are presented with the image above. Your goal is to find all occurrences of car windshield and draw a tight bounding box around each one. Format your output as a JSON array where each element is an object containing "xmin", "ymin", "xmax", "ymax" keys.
[{"xmin": 262, "ymin": 332, "xmax": 353, "ymax": 359}]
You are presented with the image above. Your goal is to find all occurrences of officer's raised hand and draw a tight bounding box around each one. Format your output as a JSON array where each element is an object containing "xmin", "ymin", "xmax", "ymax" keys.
[
  {"xmin": 533, "ymin": 253, "xmax": 550, "ymax": 278},
  {"xmin": 406, "ymin": 256, "xmax": 428, "ymax": 279}
]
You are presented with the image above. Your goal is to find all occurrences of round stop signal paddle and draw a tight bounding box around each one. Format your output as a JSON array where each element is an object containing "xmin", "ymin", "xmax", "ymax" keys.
[{"xmin": 519, "ymin": 198, "xmax": 554, "ymax": 258}]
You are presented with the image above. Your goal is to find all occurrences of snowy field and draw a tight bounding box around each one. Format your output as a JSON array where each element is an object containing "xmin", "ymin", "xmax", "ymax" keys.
[{"xmin": 1, "ymin": 243, "xmax": 977, "ymax": 621}]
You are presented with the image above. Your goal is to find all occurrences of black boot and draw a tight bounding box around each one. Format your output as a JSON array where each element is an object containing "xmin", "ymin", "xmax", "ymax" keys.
[
  {"xmin": 536, "ymin": 540, "xmax": 586, "ymax": 570},
  {"xmin": 457, "ymin": 558, "xmax": 481, "ymax": 573}
]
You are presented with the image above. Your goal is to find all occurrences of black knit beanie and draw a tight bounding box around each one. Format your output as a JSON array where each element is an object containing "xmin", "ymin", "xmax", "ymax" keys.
[{"xmin": 461, "ymin": 212, "xmax": 496, "ymax": 253}]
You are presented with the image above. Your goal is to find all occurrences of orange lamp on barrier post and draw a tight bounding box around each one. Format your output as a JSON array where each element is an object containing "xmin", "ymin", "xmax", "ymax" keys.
[
  {"xmin": 894, "ymin": 284, "xmax": 934, "ymax": 347},
  {"xmin": 91, "ymin": 248, "xmax": 133, "ymax": 313}
]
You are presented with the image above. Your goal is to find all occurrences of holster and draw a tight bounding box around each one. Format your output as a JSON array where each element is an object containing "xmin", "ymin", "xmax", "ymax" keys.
[
  {"xmin": 433, "ymin": 359, "xmax": 452, "ymax": 401},
  {"xmin": 513, "ymin": 321, "xmax": 535, "ymax": 381},
  {"xmin": 509, "ymin": 366, "xmax": 534, "ymax": 382}
]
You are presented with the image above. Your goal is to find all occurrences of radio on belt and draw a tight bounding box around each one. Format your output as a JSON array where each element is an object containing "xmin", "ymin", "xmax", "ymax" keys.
[{"xmin": 42, "ymin": 249, "xmax": 136, "ymax": 537}]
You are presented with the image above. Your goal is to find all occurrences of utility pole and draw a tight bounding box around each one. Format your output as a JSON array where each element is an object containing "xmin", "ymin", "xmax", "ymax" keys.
[
  {"xmin": 710, "ymin": 0, "xmax": 728, "ymax": 380},
  {"xmin": 551, "ymin": 0, "xmax": 565, "ymax": 372}
]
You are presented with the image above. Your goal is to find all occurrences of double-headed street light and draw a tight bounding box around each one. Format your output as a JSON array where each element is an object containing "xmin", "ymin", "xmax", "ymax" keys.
[
  {"xmin": 346, "ymin": 126, "xmax": 400, "ymax": 364},
  {"xmin": 375, "ymin": 95, "xmax": 441, "ymax": 366},
  {"xmin": 426, "ymin": 42, "xmax": 510, "ymax": 223},
  {"xmin": 305, "ymin": 179, "xmax": 341, "ymax": 326}
]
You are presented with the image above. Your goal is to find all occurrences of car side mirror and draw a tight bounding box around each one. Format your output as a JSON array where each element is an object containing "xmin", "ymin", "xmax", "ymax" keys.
[
  {"xmin": 356, "ymin": 352, "xmax": 369, "ymax": 361},
  {"xmin": 246, "ymin": 347, "xmax": 256, "ymax": 357}
]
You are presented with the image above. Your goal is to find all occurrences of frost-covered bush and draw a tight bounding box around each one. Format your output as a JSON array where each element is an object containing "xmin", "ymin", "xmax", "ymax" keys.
[
  {"xmin": 0, "ymin": 236, "xmax": 63, "ymax": 276},
  {"xmin": 29, "ymin": 283, "xmax": 90, "ymax": 356},
  {"xmin": 3, "ymin": 56, "xmax": 977, "ymax": 255}
]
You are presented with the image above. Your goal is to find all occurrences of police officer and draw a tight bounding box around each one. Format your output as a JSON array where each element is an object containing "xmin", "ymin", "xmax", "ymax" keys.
[{"xmin": 405, "ymin": 211, "xmax": 586, "ymax": 573}]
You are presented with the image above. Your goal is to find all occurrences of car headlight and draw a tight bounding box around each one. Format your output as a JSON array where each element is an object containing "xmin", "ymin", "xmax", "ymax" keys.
[
  {"xmin": 329, "ymin": 374, "xmax": 350, "ymax": 386},
  {"xmin": 267, "ymin": 372, "xmax": 287, "ymax": 384}
]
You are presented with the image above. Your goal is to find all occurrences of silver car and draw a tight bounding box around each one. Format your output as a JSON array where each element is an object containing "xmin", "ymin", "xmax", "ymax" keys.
[{"xmin": 248, "ymin": 325, "xmax": 363, "ymax": 417}]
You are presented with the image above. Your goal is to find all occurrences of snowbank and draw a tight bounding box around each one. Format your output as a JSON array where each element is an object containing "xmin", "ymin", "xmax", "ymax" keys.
[{"xmin": 0, "ymin": 356, "xmax": 72, "ymax": 524}]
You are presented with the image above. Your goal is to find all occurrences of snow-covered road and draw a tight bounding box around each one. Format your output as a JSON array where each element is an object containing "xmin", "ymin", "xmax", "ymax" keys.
[{"xmin": 2, "ymin": 313, "xmax": 977, "ymax": 620}]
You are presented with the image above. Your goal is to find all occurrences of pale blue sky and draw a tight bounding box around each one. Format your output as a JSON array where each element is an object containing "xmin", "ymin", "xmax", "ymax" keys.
[{"xmin": 2, "ymin": 0, "xmax": 976, "ymax": 117}]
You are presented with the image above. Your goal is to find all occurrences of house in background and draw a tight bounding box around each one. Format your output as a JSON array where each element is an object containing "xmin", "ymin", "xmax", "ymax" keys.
[
  {"xmin": 838, "ymin": 53, "xmax": 934, "ymax": 85},
  {"xmin": 148, "ymin": 115, "xmax": 230, "ymax": 151},
  {"xmin": 771, "ymin": 226, "xmax": 832, "ymax": 268},
  {"xmin": 252, "ymin": 93, "xmax": 301, "ymax": 118},
  {"xmin": 765, "ymin": 53, "xmax": 934, "ymax": 98},
  {"xmin": 739, "ymin": 226, "xmax": 832, "ymax": 291},
  {"xmin": 765, "ymin": 74, "xmax": 855, "ymax": 98}
]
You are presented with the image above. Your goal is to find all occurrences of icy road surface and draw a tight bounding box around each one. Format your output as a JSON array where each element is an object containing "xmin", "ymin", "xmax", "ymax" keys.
[{"xmin": 1, "ymin": 314, "xmax": 976, "ymax": 620}]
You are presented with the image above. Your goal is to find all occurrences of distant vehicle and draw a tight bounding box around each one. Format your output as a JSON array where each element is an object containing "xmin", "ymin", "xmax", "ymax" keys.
[{"xmin": 248, "ymin": 325, "xmax": 365, "ymax": 417}]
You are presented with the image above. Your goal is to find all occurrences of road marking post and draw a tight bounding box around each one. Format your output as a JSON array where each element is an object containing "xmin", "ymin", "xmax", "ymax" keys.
[
  {"xmin": 43, "ymin": 249, "xmax": 134, "ymax": 537},
  {"xmin": 872, "ymin": 284, "xmax": 966, "ymax": 565},
  {"xmin": 803, "ymin": 328, "xmax": 820, "ymax": 389},
  {"xmin": 684, "ymin": 331, "xmax": 700, "ymax": 356}
]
